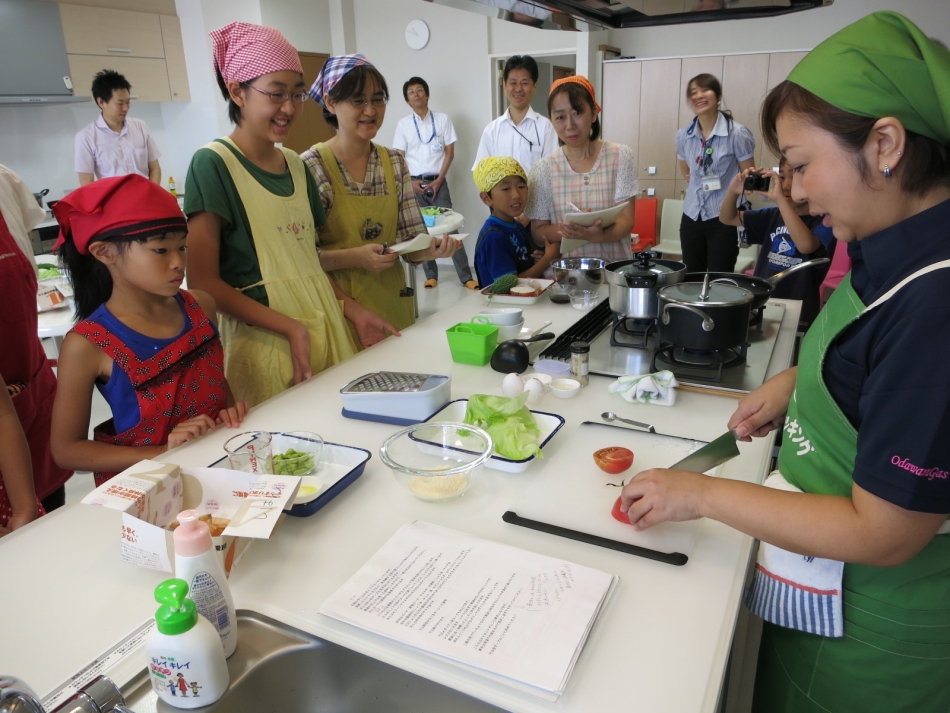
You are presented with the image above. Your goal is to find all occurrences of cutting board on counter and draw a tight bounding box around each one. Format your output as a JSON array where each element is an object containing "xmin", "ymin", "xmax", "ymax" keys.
[{"xmin": 504, "ymin": 422, "xmax": 718, "ymax": 566}]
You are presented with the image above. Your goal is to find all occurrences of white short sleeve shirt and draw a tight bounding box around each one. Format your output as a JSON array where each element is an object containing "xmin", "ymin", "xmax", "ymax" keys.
[
  {"xmin": 392, "ymin": 110, "xmax": 458, "ymax": 177},
  {"xmin": 74, "ymin": 115, "xmax": 161, "ymax": 179},
  {"xmin": 472, "ymin": 107, "xmax": 559, "ymax": 173}
]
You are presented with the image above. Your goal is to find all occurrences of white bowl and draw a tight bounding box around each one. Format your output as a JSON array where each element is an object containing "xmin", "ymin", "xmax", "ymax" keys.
[
  {"xmin": 495, "ymin": 320, "xmax": 526, "ymax": 341},
  {"xmin": 550, "ymin": 378, "xmax": 581, "ymax": 399},
  {"xmin": 475, "ymin": 307, "xmax": 523, "ymax": 326}
]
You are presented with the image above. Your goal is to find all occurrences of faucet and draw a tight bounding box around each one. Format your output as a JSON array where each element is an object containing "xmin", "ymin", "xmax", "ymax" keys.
[{"xmin": 0, "ymin": 676, "xmax": 133, "ymax": 713}]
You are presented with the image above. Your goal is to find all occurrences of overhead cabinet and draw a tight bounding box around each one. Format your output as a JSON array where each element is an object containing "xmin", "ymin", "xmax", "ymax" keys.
[{"xmin": 58, "ymin": 2, "xmax": 190, "ymax": 102}]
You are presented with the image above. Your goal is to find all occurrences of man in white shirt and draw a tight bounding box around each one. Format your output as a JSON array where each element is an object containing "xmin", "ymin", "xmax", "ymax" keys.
[
  {"xmin": 393, "ymin": 76, "xmax": 477, "ymax": 290},
  {"xmin": 74, "ymin": 70, "xmax": 161, "ymax": 187},
  {"xmin": 472, "ymin": 55, "xmax": 558, "ymax": 173}
]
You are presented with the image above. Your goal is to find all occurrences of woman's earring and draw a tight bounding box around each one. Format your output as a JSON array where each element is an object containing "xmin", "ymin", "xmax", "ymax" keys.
[{"xmin": 884, "ymin": 164, "xmax": 892, "ymax": 178}]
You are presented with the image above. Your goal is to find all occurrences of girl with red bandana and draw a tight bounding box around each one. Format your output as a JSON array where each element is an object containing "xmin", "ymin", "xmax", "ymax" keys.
[{"xmin": 50, "ymin": 175, "xmax": 249, "ymax": 484}]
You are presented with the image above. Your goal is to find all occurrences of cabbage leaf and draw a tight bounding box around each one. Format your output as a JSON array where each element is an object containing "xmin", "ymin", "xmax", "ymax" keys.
[{"xmin": 463, "ymin": 393, "xmax": 542, "ymax": 460}]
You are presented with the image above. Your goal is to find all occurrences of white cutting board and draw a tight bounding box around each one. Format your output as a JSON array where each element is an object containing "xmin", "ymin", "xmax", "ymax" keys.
[{"xmin": 507, "ymin": 422, "xmax": 717, "ymax": 558}]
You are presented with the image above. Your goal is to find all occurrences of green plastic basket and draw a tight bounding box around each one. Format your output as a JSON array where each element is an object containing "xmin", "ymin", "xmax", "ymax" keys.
[{"xmin": 446, "ymin": 322, "xmax": 498, "ymax": 366}]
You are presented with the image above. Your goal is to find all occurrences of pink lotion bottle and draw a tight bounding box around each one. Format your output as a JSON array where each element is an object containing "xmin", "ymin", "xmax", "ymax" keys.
[{"xmin": 173, "ymin": 510, "xmax": 237, "ymax": 657}]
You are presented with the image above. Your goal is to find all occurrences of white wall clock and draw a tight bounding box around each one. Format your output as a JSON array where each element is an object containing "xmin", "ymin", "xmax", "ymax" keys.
[{"xmin": 405, "ymin": 19, "xmax": 429, "ymax": 50}]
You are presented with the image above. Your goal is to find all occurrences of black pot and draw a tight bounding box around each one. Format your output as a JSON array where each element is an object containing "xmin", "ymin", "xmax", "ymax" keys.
[
  {"xmin": 684, "ymin": 257, "xmax": 831, "ymax": 311},
  {"xmin": 657, "ymin": 279, "xmax": 754, "ymax": 351}
]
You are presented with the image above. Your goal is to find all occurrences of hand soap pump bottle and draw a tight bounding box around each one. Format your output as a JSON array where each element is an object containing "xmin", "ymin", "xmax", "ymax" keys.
[
  {"xmin": 174, "ymin": 510, "xmax": 237, "ymax": 657},
  {"xmin": 145, "ymin": 578, "xmax": 229, "ymax": 708}
]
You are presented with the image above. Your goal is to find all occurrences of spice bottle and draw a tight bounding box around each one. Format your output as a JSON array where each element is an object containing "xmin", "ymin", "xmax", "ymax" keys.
[{"xmin": 570, "ymin": 341, "xmax": 590, "ymax": 386}]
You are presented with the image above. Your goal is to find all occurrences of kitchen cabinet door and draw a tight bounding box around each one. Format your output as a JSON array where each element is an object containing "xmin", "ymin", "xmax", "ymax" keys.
[
  {"xmin": 160, "ymin": 15, "xmax": 189, "ymax": 102},
  {"xmin": 602, "ymin": 61, "xmax": 641, "ymax": 157},
  {"xmin": 722, "ymin": 53, "xmax": 770, "ymax": 166},
  {"xmin": 59, "ymin": 4, "xmax": 165, "ymax": 58},
  {"xmin": 68, "ymin": 55, "xmax": 171, "ymax": 102},
  {"xmin": 760, "ymin": 51, "xmax": 808, "ymax": 169},
  {"xmin": 678, "ymin": 55, "xmax": 723, "ymax": 128},
  {"xmin": 638, "ymin": 59, "xmax": 681, "ymax": 181}
]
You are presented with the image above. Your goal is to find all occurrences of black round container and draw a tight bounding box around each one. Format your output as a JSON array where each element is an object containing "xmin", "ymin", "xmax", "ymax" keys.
[{"xmin": 656, "ymin": 281, "xmax": 754, "ymax": 351}]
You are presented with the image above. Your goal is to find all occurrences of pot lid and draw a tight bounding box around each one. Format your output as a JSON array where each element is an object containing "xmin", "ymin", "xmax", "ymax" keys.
[
  {"xmin": 614, "ymin": 255, "xmax": 681, "ymax": 277},
  {"xmin": 658, "ymin": 281, "xmax": 754, "ymax": 307}
]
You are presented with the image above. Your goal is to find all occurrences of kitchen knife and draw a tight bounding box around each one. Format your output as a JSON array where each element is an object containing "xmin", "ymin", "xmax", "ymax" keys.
[{"xmin": 669, "ymin": 431, "xmax": 740, "ymax": 473}]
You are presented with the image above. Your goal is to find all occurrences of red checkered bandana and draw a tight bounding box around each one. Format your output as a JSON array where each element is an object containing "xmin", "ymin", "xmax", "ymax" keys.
[
  {"xmin": 210, "ymin": 21, "xmax": 303, "ymax": 84},
  {"xmin": 309, "ymin": 54, "xmax": 372, "ymax": 107}
]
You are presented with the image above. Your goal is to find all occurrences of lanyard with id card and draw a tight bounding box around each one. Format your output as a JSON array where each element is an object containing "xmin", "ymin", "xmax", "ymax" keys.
[{"xmin": 696, "ymin": 134, "xmax": 720, "ymax": 191}]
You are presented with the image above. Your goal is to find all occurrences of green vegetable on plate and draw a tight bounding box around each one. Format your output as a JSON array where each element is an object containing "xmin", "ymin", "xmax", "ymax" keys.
[
  {"xmin": 485, "ymin": 274, "xmax": 520, "ymax": 295},
  {"xmin": 273, "ymin": 448, "xmax": 315, "ymax": 475},
  {"xmin": 463, "ymin": 393, "xmax": 542, "ymax": 461}
]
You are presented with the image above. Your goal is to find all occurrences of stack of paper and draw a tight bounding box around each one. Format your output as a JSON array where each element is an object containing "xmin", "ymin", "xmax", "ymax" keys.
[{"xmin": 320, "ymin": 522, "xmax": 616, "ymax": 698}]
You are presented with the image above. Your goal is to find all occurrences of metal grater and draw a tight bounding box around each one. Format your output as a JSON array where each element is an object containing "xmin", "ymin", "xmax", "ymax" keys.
[{"xmin": 341, "ymin": 372, "xmax": 439, "ymax": 394}]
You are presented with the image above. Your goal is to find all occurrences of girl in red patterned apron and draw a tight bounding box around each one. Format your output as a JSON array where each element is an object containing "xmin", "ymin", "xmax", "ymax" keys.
[{"xmin": 49, "ymin": 175, "xmax": 250, "ymax": 484}]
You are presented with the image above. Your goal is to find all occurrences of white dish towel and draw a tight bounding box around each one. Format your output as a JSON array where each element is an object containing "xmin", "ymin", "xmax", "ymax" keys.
[
  {"xmin": 608, "ymin": 370, "xmax": 679, "ymax": 406},
  {"xmin": 746, "ymin": 471, "xmax": 845, "ymax": 637}
]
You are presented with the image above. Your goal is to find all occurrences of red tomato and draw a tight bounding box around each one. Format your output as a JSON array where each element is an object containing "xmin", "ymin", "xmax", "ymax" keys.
[
  {"xmin": 611, "ymin": 496, "xmax": 632, "ymax": 525},
  {"xmin": 593, "ymin": 447, "xmax": 634, "ymax": 474}
]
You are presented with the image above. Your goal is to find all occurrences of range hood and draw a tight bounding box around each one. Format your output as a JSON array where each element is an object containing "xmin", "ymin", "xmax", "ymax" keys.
[
  {"xmin": 430, "ymin": 0, "xmax": 833, "ymax": 31},
  {"xmin": 0, "ymin": 0, "xmax": 90, "ymax": 104}
]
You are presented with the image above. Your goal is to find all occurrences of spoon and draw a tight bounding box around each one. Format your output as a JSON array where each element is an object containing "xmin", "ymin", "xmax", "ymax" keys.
[{"xmin": 601, "ymin": 412, "xmax": 656, "ymax": 433}]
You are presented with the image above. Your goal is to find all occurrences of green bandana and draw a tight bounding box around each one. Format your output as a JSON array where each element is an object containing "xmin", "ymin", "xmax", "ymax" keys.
[{"xmin": 788, "ymin": 11, "xmax": 950, "ymax": 145}]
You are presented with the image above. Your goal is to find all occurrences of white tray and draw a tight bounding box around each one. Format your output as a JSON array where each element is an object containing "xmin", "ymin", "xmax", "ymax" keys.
[
  {"xmin": 481, "ymin": 278, "xmax": 554, "ymax": 305},
  {"xmin": 418, "ymin": 399, "xmax": 565, "ymax": 473},
  {"xmin": 389, "ymin": 232, "xmax": 469, "ymax": 254}
]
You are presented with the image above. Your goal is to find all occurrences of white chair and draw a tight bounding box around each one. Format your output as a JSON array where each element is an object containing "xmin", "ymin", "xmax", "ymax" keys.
[{"xmin": 651, "ymin": 199, "xmax": 684, "ymax": 259}]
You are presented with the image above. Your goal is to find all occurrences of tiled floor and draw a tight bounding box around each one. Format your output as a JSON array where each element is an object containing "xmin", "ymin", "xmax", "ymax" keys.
[{"xmin": 60, "ymin": 260, "xmax": 473, "ymax": 506}]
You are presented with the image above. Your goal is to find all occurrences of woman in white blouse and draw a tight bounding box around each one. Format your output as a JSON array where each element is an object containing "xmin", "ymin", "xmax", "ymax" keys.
[{"xmin": 524, "ymin": 75, "xmax": 638, "ymax": 267}]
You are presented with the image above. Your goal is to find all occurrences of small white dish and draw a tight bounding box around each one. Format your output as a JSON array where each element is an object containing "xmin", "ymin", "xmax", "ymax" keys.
[
  {"xmin": 475, "ymin": 307, "xmax": 523, "ymax": 326},
  {"xmin": 550, "ymin": 378, "xmax": 581, "ymax": 399},
  {"xmin": 293, "ymin": 475, "xmax": 324, "ymax": 505}
]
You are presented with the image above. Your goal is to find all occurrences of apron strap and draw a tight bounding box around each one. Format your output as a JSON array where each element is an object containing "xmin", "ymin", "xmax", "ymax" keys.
[{"xmin": 863, "ymin": 259, "xmax": 950, "ymax": 312}]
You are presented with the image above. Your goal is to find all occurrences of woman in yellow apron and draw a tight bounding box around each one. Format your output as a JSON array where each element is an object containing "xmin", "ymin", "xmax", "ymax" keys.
[
  {"xmin": 301, "ymin": 55, "xmax": 461, "ymax": 340},
  {"xmin": 616, "ymin": 13, "xmax": 950, "ymax": 712},
  {"xmin": 184, "ymin": 23, "xmax": 395, "ymax": 405}
]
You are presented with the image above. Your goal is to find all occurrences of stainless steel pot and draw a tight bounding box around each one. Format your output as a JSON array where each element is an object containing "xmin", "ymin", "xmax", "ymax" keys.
[
  {"xmin": 657, "ymin": 276, "xmax": 754, "ymax": 351},
  {"xmin": 606, "ymin": 252, "xmax": 686, "ymax": 320},
  {"xmin": 552, "ymin": 257, "xmax": 606, "ymax": 293}
]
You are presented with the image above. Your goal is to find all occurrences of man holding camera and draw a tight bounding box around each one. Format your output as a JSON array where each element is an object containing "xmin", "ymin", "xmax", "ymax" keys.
[{"xmin": 393, "ymin": 77, "xmax": 477, "ymax": 290}]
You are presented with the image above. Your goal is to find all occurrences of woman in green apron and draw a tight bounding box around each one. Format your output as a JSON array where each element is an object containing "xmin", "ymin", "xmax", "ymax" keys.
[
  {"xmin": 618, "ymin": 13, "xmax": 950, "ymax": 712},
  {"xmin": 301, "ymin": 55, "xmax": 461, "ymax": 339},
  {"xmin": 185, "ymin": 24, "xmax": 396, "ymax": 406}
]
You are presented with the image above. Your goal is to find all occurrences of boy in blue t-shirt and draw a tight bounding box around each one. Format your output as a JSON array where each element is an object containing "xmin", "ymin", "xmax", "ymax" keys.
[
  {"xmin": 720, "ymin": 159, "xmax": 835, "ymax": 329},
  {"xmin": 472, "ymin": 156, "xmax": 559, "ymax": 287}
]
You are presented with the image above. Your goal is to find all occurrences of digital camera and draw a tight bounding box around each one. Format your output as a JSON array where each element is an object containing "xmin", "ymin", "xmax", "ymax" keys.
[{"xmin": 743, "ymin": 173, "xmax": 771, "ymax": 192}]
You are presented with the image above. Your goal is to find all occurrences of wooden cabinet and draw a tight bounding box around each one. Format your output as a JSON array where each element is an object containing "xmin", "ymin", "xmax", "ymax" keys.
[
  {"xmin": 721, "ymin": 53, "xmax": 771, "ymax": 166},
  {"xmin": 60, "ymin": 4, "xmax": 164, "ymax": 58},
  {"xmin": 760, "ymin": 51, "xmax": 808, "ymax": 169},
  {"xmin": 68, "ymin": 55, "xmax": 171, "ymax": 102},
  {"xmin": 159, "ymin": 15, "xmax": 189, "ymax": 102},
  {"xmin": 59, "ymin": 3, "xmax": 190, "ymax": 102},
  {"xmin": 602, "ymin": 60, "xmax": 641, "ymax": 154},
  {"xmin": 638, "ymin": 59, "xmax": 681, "ymax": 181}
]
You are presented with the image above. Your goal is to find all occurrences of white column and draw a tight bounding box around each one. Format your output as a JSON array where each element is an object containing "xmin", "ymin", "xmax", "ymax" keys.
[{"xmin": 328, "ymin": 0, "xmax": 357, "ymax": 55}]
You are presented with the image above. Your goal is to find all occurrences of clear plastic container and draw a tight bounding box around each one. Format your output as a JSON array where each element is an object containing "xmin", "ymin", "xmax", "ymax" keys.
[{"xmin": 379, "ymin": 422, "xmax": 493, "ymax": 502}]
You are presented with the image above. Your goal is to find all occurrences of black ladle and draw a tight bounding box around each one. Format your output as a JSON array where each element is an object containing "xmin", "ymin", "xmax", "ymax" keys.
[{"xmin": 490, "ymin": 333, "xmax": 555, "ymax": 374}]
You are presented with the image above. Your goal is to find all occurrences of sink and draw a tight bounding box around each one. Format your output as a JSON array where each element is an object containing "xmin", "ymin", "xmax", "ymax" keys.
[{"xmin": 122, "ymin": 610, "xmax": 506, "ymax": 712}]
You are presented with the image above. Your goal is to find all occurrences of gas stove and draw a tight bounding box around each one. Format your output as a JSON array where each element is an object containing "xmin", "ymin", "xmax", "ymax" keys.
[{"xmin": 537, "ymin": 301, "xmax": 787, "ymax": 395}]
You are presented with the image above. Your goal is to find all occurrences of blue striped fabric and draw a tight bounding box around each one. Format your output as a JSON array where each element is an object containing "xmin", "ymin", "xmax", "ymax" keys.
[{"xmin": 746, "ymin": 567, "xmax": 843, "ymax": 638}]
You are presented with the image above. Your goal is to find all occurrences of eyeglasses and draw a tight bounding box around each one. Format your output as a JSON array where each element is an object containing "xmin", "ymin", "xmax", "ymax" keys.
[
  {"xmin": 347, "ymin": 97, "xmax": 389, "ymax": 108},
  {"xmin": 249, "ymin": 85, "xmax": 309, "ymax": 105}
]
